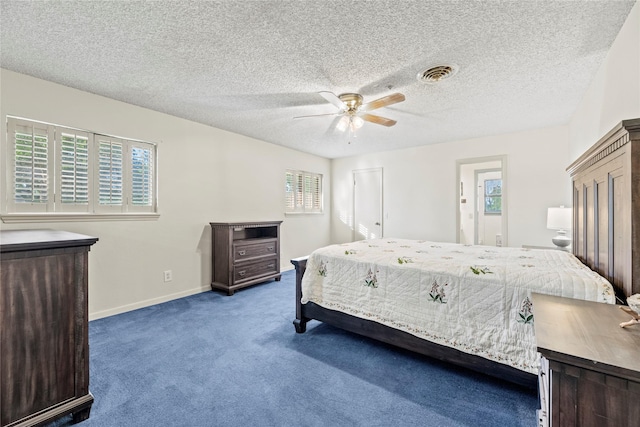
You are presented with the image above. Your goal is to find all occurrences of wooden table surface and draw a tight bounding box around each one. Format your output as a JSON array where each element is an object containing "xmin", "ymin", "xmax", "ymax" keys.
[{"xmin": 532, "ymin": 293, "xmax": 640, "ymax": 382}]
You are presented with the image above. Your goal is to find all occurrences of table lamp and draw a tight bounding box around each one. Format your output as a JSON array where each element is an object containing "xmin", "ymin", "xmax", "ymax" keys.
[{"xmin": 547, "ymin": 206, "xmax": 571, "ymax": 248}]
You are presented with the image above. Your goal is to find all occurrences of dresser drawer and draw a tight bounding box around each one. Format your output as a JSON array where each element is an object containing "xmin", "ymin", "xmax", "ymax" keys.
[
  {"xmin": 233, "ymin": 239, "xmax": 277, "ymax": 262},
  {"xmin": 234, "ymin": 259, "xmax": 278, "ymax": 284}
]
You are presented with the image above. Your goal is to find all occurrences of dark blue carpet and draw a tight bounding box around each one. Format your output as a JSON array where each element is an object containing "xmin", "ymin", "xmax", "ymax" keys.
[{"xmin": 52, "ymin": 270, "xmax": 538, "ymax": 426}]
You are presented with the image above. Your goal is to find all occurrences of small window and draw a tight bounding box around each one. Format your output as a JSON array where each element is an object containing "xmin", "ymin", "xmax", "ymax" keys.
[
  {"xmin": 285, "ymin": 169, "xmax": 322, "ymax": 214},
  {"xmin": 484, "ymin": 179, "xmax": 502, "ymax": 214}
]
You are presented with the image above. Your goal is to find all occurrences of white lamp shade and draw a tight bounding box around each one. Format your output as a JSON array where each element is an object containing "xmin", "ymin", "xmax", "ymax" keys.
[{"xmin": 547, "ymin": 207, "xmax": 571, "ymax": 230}]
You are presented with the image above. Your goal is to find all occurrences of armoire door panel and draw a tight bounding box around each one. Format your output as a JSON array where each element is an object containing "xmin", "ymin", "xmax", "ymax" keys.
[
  {"xmin": 575, "ymin": 183, "xmax": 584, "ymax": 261},
  {"xmin": 596, "ymin": 179, "xmax": 609, "ymax": 279},
  {"xmin": 610, "ymin": 171, "xmax": 627, "ymax": 295},
  {"xmin": 584, "ymin": 182, "xmax": 595, "ymax": 267}
]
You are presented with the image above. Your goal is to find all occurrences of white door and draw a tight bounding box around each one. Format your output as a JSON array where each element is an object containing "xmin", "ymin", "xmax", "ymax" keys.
[
  {"xmin": 353, "ymin": 168, "xmax": 383, "ymax": 240},
  {"xmin": 475, "ymin": 169, "xmax": 502, "ymax": 246}
]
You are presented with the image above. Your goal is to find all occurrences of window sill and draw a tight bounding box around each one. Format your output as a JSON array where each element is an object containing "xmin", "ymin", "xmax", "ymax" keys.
[
  {"xmin": 1, "ymin": 213, "xmax": 160, "ymax": 223},
  {"xmin": 285, "ymin": 211, "xmax": 324, "ymax": 215}
]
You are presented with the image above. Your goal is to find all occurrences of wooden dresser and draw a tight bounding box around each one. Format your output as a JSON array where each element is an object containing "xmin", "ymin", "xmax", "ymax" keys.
[
  {"xmin": 532, "ymin": 293, "xmax": 640, "ymax": 427},
  {"xmin": 210, "ymin": 221, "xmax": 282, "ymax": 295},
  {"xmin": 1, "ymin": 229, "xmax": 98, "ymax": 427}
]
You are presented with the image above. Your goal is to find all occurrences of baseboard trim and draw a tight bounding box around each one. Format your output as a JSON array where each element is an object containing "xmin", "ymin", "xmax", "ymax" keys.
[
  {"xmin": 89, "ymin": 285, "xmax": 211, "ymax": 321},
  {"xmin": 89, "ymin": 266, "xmax": 294, "ymax": 321}
]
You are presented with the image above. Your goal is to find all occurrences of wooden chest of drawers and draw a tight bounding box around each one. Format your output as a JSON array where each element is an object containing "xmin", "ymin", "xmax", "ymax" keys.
[
  {"xmin": 1, "ymin": 229, "xmax": 98, "ymax": 427},
  {"xmin": 532, "ymin": 293, "xmax": 640, "ymax": 427},
  {"xmin": 210, "ymin": 221, "xmax": 282, "ymax": 295}
]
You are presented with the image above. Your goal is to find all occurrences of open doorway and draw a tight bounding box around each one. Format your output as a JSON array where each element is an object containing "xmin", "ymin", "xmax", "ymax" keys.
[{"xmin": 456, "ymin": 156, "xmax": 507, "ymax": 247}]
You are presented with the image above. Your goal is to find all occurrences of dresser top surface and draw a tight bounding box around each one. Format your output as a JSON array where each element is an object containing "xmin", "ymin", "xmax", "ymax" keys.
[
  {"xmin": 209, "ymin": 221, "xmax": 282, "ymax": 227},
  {"xmin": 532, "ymin": 293, "xmax": 640, "ymax": 378},
  {"xmin": 0, "ymin": 229, "xmax": 98, "ymax": 252}
]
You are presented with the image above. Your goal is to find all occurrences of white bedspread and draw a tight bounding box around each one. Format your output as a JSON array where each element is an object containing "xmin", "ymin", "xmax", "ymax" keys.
[{"xmin": 301, "ymin": 239, "xmax": 615, "ymax": 374}]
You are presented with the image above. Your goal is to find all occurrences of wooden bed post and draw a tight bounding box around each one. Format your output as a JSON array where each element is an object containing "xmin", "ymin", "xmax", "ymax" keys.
[{"xmin": 291, "ymin": 256, "xmax": 309, "ymax": 333}]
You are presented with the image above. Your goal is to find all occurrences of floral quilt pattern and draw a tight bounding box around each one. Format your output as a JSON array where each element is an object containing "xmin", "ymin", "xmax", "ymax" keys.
[{"xmin": 302, "ymin": 238, "xmax": 615, "ymax": 374}]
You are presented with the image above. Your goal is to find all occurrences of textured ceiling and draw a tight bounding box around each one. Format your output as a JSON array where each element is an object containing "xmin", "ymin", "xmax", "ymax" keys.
[{"xmin": 0, "ymin": 1, "xmax": 636, "ymax": 159}]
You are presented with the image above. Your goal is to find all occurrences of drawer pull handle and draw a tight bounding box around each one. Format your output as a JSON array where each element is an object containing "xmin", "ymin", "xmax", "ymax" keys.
[
  {"xmin": 238, "ymin": 270, "xmax": 246, "ymax": 276},
  {"xmin": 268, "ymin": 264, "xmax": 275, "ymax": 268},
  {"xmin": 238, "ymin": 250, "xmax": 246, "ymax": 256},
  {"xmin": 267, "ymin": 246, "xmax": 274, "ymax": 251}
]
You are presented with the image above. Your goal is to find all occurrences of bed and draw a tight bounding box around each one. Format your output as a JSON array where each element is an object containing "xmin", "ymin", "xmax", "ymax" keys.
[{"xmin": 292, "ymin": 118, "xmax": 640, "ymax": 388}]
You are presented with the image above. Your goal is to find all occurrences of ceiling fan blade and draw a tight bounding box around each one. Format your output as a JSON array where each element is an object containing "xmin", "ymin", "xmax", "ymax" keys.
[
  {"xmin": 360, "ymin": 93, "xmax": 405, "ymax": 112},
  {"xmin": 319, "ymin": 91, "xmax": 345, "ymax": 110},
  {"xmin": 360, "ymin": 113, "xmax": 397, "ymax": 127},
  {"xmin": 293, "ymin": 112, "xmax": 341, "ymax": 119}
]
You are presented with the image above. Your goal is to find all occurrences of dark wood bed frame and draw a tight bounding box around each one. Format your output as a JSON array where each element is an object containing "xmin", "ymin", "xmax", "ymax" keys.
[{"xmin": 291, "ymin": 118, "xmax": 640, "ymax": 389}]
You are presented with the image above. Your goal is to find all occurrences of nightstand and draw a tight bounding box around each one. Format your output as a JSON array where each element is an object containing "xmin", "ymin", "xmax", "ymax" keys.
[{"xmin": 532, "ymin": 293, "xmax": 640, "ymax": 427}]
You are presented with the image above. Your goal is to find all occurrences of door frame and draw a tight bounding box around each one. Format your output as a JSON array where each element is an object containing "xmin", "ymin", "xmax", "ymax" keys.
[
  {"xmin": 353, "ymin": 167, "xmax": 383, "ymax": 241},
  {"xmin": 456, "ymin": 155, "xmax": 508, "ymax": 246}
]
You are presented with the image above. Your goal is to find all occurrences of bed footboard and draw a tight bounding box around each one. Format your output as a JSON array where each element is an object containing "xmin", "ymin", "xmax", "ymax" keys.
[{"xmin": 291, "ymin": 256, "xmax": 309, "ymax": 333}]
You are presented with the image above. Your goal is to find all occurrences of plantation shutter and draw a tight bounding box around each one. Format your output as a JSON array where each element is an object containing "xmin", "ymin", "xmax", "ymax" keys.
[
  {"xmin": 95, "ymin": 135, "xmax": 125, "ymax": 212},
  {"xmin": 3, "ymin": 116, "xmax": 158, "ymax": 218},
  {"xmin": 8, "ymin": 118, "xmax": 54, "ymax": 212},
  {"xmin": 310, "ymin": 174, "xmax": 322, "ymax": 211},
  {"xmin": 129, "ymin": 141, "xmax": 155, "ymax": 212},
  {"xmin": 285, "ymin": 171, "xmax": 295, "ymax": 211},
  {"xmin": 285, "ymin": 169, "xmax": 322, "ymax": 213},
  {"xmin": 295, "ymin": 173, "xmax": 304, "ymax": 211},
  {"xmin": 57, "ymin": 128, "xmax": 91, "ymax": 212}
]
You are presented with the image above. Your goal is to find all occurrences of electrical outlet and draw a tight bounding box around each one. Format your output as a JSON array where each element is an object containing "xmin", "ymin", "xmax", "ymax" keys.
[{"xmin": 163, "ymin": 270, "xmax": 172, "ymax": 282}]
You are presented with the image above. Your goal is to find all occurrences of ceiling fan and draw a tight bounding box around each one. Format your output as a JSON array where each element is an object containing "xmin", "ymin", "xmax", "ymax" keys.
[{"xmin": 295, "ymin": 91, "xmax": 406, "ymax": 134}]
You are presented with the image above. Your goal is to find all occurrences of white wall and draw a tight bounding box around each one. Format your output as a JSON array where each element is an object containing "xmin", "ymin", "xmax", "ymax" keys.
[
  {"xmin": 0, "ymin": 69, "xmax": 331, "ymax": 319},
  {"xmin": 331, "ymin": 125, "xmax": 571, "ymax": 249},
  {"xmin": 569, "ymin": 1, "xmax": 640, "ymax": 160}
]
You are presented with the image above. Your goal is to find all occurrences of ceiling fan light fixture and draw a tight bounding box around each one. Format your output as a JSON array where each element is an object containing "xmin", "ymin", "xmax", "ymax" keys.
[
  {"xmin": 417, "ymin": 64, "xmax": 459, "ymax": 84},
  {"xmin": 336, "ymin": 116, "xmax": 350, "ymax": 132},
  {"xmin": 351, "ymin": 116, "xmax": 364, "ymax": 129},
  {"xmin": 294, "ymin": 90, "xmax": 405, "ymax": 135}
]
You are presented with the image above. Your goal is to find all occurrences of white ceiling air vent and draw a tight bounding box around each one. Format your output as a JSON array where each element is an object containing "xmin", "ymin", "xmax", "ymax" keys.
[{"xmin": 417, "ymin": 64, "xmax": 459, "ymax": 83}]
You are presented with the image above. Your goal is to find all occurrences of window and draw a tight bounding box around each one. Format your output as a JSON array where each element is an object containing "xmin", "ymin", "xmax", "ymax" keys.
[
  {"xmin": 4, "ymin": 117, "xmax": 157, "ymax": 219},
  {"xmin": 285, "ymin": 169, "xmax": 322, "ymax": 213},
  {"xmin": 12, "ymin": 120, "xmax": 53, "ymax": 211},
  {"xmin": 484, "ymin": 179, "xmax": 502, "ymax": 214},
  {"xmin": 96, "ymin": 135, "xmax": 124, "ymax": 209}
]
